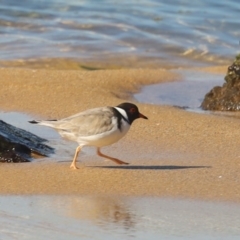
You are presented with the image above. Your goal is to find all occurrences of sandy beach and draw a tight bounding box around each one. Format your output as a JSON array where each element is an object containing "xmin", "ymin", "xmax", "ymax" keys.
[{"xmin": 1, "ymin": 66, "xmax": 240, "ymax": 202}]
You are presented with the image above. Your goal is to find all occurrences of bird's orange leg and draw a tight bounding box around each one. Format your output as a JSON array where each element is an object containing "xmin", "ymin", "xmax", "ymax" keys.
[
  {"xmin": 97, "ymin": 147, "xmax": 129, "ymax": 165},
  {"xmin": 70, "ymin": 146, "xmax": 81, "ymax": 169}
]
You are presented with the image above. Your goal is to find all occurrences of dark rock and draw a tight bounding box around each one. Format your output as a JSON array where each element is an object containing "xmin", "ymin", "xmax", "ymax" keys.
[
  {"xmin": 201, "ymin": 54, "xmax": 240, "ymax": 111},
  {"xmin": 0, "ymin": 120, "xmax": 54, "ymax": 163}
]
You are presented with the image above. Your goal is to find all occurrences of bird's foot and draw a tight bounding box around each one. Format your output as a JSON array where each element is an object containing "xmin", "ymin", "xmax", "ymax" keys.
[
  {"xmin": 114, "ymin": 158, "xmax": 129, "ymax": 165},
  {"xmin": 70, "ymin": 163, "xmax": 79, "ymax": 170}
]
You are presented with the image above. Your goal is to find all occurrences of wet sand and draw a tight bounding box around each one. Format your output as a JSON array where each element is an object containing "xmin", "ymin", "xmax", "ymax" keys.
[
  {"xmin": 1, "ymin": 67, "xmax": 240, "ymax": 202},
  {"xmin": 1, "ymin": 195, "xmax": 240, "ymax": 240}
]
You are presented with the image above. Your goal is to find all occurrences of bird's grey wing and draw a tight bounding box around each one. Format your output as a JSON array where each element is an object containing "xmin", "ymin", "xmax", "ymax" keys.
[{"xmin": 54, "ymin": 107, "xmax": 116, "ymax": 137}]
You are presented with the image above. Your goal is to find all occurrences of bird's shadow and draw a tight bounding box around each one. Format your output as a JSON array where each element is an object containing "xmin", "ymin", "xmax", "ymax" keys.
[{"xmin": 89, "ymin": 165, "xmax": 211, "ymax": 170}]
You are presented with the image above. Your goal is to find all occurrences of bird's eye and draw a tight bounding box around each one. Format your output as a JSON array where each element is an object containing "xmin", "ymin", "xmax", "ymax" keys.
[{"xmin": 130, "ymin": 107, "xmax": 136, "ymax": 113}]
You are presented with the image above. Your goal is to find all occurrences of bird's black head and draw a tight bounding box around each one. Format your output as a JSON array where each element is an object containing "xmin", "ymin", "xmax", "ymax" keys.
[{"xmin": 116, "ymin": 102, "xmax": 148, "ymax": 124}]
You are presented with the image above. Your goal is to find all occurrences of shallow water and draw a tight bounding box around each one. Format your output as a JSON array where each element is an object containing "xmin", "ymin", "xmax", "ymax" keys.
[
  {"xmin": 135, "ymin": 70, "xmax": 225, "ymax": 112},
  {"xmin": 0, "ymin": 0, "xmax": 239, "ymax": 68},
  {"xmin": 0, "ymin": 195, "xmax": 240, "ymax": 240}
]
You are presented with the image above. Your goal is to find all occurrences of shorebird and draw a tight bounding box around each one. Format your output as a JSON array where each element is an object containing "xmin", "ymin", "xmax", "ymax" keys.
[{"xmin": 29, "ymin": 102, "xmax": 148, "ymax": 169}]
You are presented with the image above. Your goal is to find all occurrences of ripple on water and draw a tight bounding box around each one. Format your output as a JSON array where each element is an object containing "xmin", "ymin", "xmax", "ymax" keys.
[{"xmin": 0, "ymin": 0, "xmax": 239, "ymax": 67}]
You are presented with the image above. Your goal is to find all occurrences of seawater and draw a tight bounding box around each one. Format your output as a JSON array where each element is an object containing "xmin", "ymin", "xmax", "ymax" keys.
[{"xmin": 0, "ymin": 0, "xmax": 240, "ymax": 68}]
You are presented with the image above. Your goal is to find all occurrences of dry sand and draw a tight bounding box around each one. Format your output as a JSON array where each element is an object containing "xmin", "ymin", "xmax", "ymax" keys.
[{"xmin": 0, "ymin": 66, "xmax": 240, "ymax": 202}]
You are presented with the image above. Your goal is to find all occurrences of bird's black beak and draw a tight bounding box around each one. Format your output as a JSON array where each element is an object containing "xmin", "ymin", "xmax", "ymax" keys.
[{"xmin": 139, "ymin": 112, "xmax": 148, "ymax": 120}]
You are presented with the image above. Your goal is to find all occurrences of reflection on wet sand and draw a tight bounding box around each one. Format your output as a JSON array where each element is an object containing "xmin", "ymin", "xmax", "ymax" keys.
[
  {"xmin": 51, "ymin": 195, "xmax": 136, "ymax": 230},
  {"xmin": 1, "ymin": 195, "xmax": 240, "ymax": 240}
]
